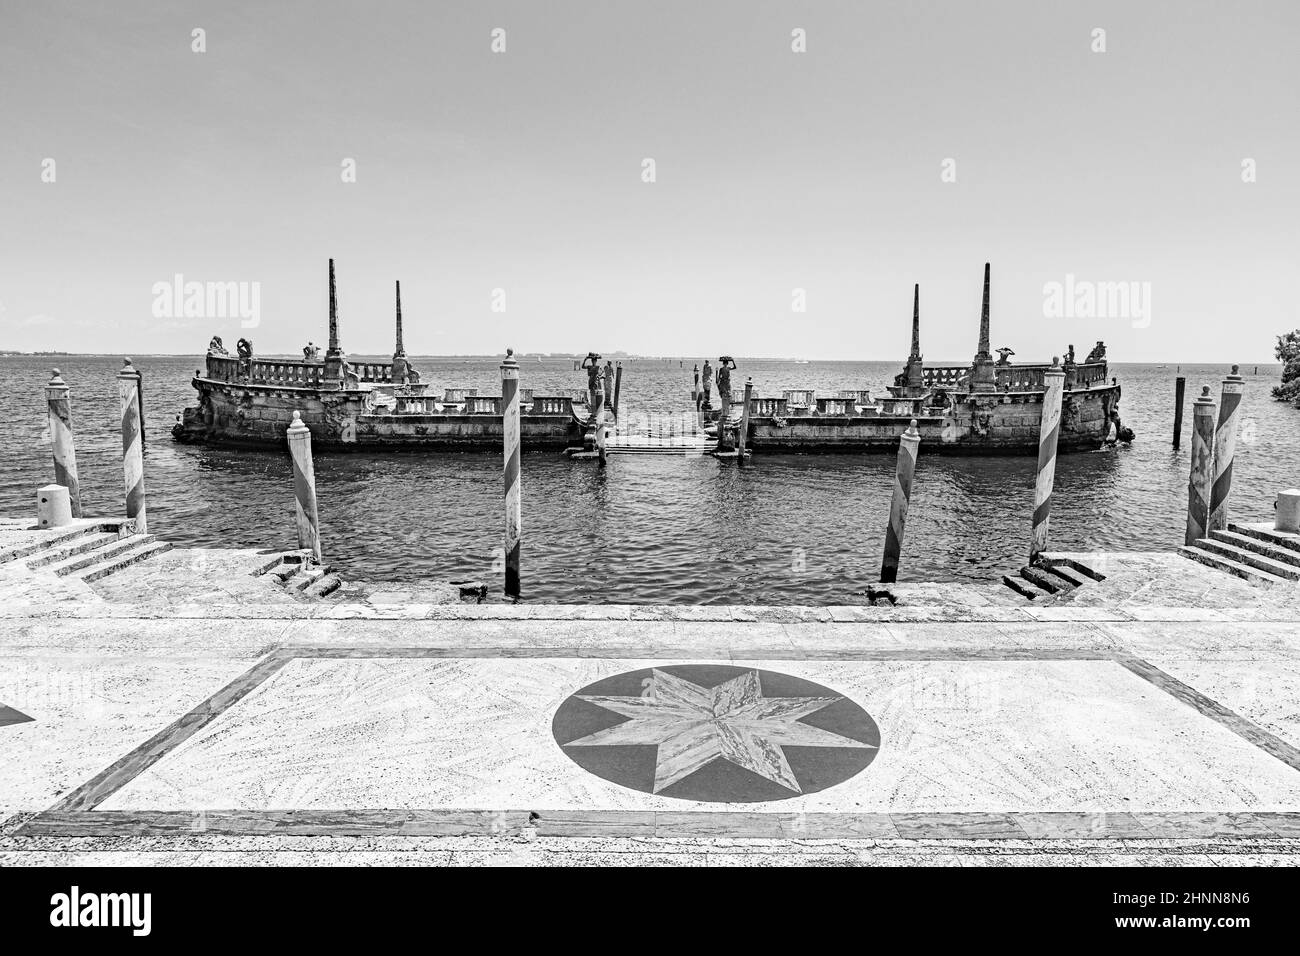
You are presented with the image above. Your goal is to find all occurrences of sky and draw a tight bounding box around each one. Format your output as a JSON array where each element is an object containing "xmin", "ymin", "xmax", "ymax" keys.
[{"xmin": 1, "ymin": 0, "xmax": 1297, "ymax": 362}]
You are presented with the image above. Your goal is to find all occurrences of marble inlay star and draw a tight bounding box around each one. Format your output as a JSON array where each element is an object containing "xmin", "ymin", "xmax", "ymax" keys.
[{"xmin": 565, "ymin": 668, "xmax": 875, "ymax": 793}]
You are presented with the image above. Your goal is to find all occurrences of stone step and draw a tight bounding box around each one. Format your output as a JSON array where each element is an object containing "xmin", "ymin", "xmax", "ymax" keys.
[
  {"xmin": 1038, "ymin": 562, "xmax": 1091, "ymax": 589},
  {"xmin": 1177, "ymin": 545, "xmax": 1290, "ymax": 586},
  {"xmin": 270, "ymin": 561, "xmax": 304, "ymax": 583},
  {"xmin": 77, "ymin": 540, "xmax": 174, "ymax": 582},
  {"xmin": 1038, "ymin": 554, "xmax": 1108, "ymax": 582},
  {"xmin": 1196, "ymin": 536, "xmax": 1300, "ymax": 581},
  {"xmin": 1226, "ymin": 522, "xmax": 1300, "ymax": 557},
  {"xmin": 26, "ymin": 531, "xmax": 123, "ymax": 569},
  {"xmin": 304, "ymin": 573, "xmax": 342, "ymax": 599},
  {"xmin": 1019, "ymin": 565, "xmax": 1064, "ymax": 594},
  {"xmin": 285, "ymin": 565, "xmax": 329, "ymax": 592},
  {"xmin": 1210, "ymin": 529, "xmax": 1300, "ymax": 569},
  {"xmin": 248, "ymin": 550, "xmax": 310, "ymax": 577},
  {"xmin": 1001, "ymin": 574, "xmax": 1039, "ymax": 600},
  {"xmin": 47, "ymin": 534, "xmax": 160, "ymax": 576},
  {"xmin": 0, "ymin": 522, "xmax": 124, "ymax": 565}
]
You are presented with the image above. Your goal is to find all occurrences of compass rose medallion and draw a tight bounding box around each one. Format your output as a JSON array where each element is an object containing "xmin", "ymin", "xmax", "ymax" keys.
[{"xmin": 552, "ymin": 665, "xmax": 880, "ymax": 803}]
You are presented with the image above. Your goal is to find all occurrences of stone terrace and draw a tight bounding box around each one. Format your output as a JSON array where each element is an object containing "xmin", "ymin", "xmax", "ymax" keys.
[{"xmin": 2, "ymin": 518, "xmax": 1299, "ymax": 866}]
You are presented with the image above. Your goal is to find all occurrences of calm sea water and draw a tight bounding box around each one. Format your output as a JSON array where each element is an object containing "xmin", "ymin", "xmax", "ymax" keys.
[{"xmin": 0, "ymin": 355, "xmax": 1293, "ymax": 603}]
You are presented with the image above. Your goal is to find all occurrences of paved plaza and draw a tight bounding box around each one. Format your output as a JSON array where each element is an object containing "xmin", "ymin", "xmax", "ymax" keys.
[{"xmin": 3, "ymin": 534, "xmax": 1300, "ymax": 865}]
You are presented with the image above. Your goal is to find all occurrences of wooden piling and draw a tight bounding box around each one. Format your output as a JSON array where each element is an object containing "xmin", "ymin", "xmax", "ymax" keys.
[
  {"xmin": 1208, "ymin": 365, "xmax": 1244, "ymax": 533},
  {"xmin": 737, "ymin": 378, "xmax": 753, "ymax": 462},
  {"xmin": 501, "ymin": 349, "xmax": 522, "ymax": 597},
  {"xmin": 1029, "ymin": 358, "xmax": 1066, "ymax": 562},
  {"xmin": 286, "ymin": 411, "xmax": 323, "ymax": 562},
  {"xmin": 1185, "ymin": 386, "xmax": 1217, "ymax": 545},
  {"xmin": 613, "ymin": 362, "xmax": 623, "ymax": 417},
  {"xmin": 1172, "ymin": 376, "xmax": 1186, "ymax": 449},
  {"xmin": 880, "ymin": 418, "xmax": 921, "ymax": 583},
  {"xmin": 44, "ymin": 369, "xmax": 83, "ymax": 518},
  {"xmin": 117, "ymin": 358, "xmax": 147, "ymax": 533}
]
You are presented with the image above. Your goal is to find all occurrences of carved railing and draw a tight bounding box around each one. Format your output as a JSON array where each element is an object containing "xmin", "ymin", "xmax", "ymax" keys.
[
  {"xmin": 465, "ymin": 396, "xmax": 502, "ymax": 414},
  {"xmin": 782, "ymin": 389, "xmax": 814, "ymax": 407},
  {"xmin": 749, "ymin": 397, "xmax": 788, "ymax": 417},
  {"xmin": 994, "ymin": 365, "xmax": 1047, "ymax": 391},
  {"xmin": 204, "ymin": 354, "xmax": 325, "ymax": 387},
  {"xmin": 883, "ymin": 398, "xmax": 922, "ymax": 416},
  {"xmin": 815, "ymin": 398, "xmax": 852, "ymax": 416},
  {"xmin": 442, "ymin": 388, "xmax": 479, "ymax": 403},
  {"xmin": 836, "ymin": 389, "xmax": 872, "ymax": 403},
  {"xmin": 531, "ymin": 396, "xmax": 574, "ymax": 416},
  {"xmin": 354, "ymin": 363, "xmax": 392, "ymax": 384},
  {"xmin": 1073, "ymin": 362, "xmax": 1108, "ymax": 387},
  {"xmin": 921, "ymin": 366, "xmax": 969, "ymax": 389}
]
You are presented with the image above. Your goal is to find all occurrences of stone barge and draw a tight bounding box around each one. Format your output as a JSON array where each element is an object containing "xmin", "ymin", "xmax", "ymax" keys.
[
  {"xmin": 173, "ymin": 261, "xmax": 586, "ymax": 450},
  {"xmin": 707, "ymin": 265, "xmax": 1129, "ymax": 454}
]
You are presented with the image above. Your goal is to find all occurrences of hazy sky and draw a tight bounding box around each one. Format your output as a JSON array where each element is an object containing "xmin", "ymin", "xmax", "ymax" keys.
[{"xmin": 2, "ymin": 1, "xmax": 1297, "ymax": 361}]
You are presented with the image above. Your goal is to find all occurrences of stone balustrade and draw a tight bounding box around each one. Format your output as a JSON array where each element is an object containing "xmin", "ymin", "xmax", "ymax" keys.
[
  {"xmin": 531, "ymin": 396, "xmax": 574, "ymax": 415},
  {"xmin": 922, "ymin": 366, "xmax": 969, "ymax": 389},
  {"xmin": 204, "ymin": 355, "xmax": 325, "ymax": 387},
  {"xmin": 465, "ymin": 396, "xmax": 502, "ymax": 414},
  {"xmin": 353, "ymin": 363, "xmax": 392, "ymax": 384}
]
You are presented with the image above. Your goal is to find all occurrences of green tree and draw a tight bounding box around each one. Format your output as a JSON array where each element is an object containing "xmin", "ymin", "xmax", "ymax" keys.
[{"xmin": 1274, "ymin": 330, "xmax": 1300, "ymax": 405}]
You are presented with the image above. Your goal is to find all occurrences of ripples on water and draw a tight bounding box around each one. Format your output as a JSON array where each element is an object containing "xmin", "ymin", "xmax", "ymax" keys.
[{"xmin": 1, "ymin": 355, "xmax": 1294, "ymax": 603}]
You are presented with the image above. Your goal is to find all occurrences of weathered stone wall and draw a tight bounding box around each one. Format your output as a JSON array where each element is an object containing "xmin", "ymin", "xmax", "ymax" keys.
[
  {"xmin": 176, "ymin": 380, "xmax": 577, "ymax": 449},
  {"xmin": 749, "ymin": 386, "xmax": 1120, "ymax": 453}
]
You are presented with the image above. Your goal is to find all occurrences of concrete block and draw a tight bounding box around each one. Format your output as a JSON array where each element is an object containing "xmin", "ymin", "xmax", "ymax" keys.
[
  {"xmin": 1277, "ymin": 489, "xmax": 1300, "ymax": 533},
  {"xmin": 37, "ymin": 484, "xmax": 73, "ymax": 528}
]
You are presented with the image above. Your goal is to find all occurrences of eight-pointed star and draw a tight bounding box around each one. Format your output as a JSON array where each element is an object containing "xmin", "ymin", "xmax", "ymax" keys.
[{"xmin": 565, "ymin": 668, "xmax": 875, "ymax": 793}]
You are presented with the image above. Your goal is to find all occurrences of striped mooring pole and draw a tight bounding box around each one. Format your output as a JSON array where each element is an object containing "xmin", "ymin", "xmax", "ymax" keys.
[
  {"xmin": 286, "ymin": 411, "xmax": 323, "ymax": 563},
  {"xmin": 592, "ymin": 372, "xmax": 608, "ymax": 467},
  {"xmin": 1184, "ymin": 386, "xmax": 1217, "ymax": 545},
  {"xmin": 132, "ymin": 366, "xmax": 146, "ymax": 449},
  {"xmin": 1207, "ymin": 365, "xmax": 1244, "ymax": 534},
  {"xmin": 1029, "ymin": 358, "xmax": 1066, "ymax": 563},
  {"xmin": 45, "ymin": 369, "xmax": 83, "ymax": 518},
  {"xmin": 880, "ymin": 418, "xmax": 922, "ymax": 584},
  {"xmin": 1172, "ymin": 376, "xmax": 1186, "ymax": 449},
  {"xmin": 501, "ymin": 348, "xmax": 522, "ymax": 598},
  {"xmin": 117, "ymin": 358, "xmax": 147, "ymax": 533},
  {"xmin": 736, "ymin": 378, "xmax": 753, "ymax": 463}
]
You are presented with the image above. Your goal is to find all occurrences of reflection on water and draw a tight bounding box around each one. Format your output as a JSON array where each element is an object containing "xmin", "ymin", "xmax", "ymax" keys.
[{"xmin": 0, "ymin": 355, "xmax": 1293, "ymax": 603}]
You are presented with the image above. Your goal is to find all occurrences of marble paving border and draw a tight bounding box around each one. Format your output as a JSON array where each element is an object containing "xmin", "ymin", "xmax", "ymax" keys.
[
  {"xmin": 19, "ymin": 645, "xmax": 1300, "ymax": 840},
  {"xmin": 18, "ymin": 810, "xmax": 1300, "ymax": 841},
  {"xmin": 1, "ymin": 601, "xmax": 1296, "ymax": 623}
]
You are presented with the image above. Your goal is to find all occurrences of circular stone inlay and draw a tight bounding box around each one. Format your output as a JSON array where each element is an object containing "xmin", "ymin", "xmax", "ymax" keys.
[{"xmin": 552, "ymin": 664, "xmax": 880, "ymax": 803}]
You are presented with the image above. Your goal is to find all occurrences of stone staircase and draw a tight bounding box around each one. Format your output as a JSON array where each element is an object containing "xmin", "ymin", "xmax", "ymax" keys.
[
  {"xmin": 254, "ymin": 550, "xmax": 344, "ymax": 599},
  {"xmin": 1179, "ymin": 522, "xmax": 1300, "ymax": 586},
  {"xmin": 0, "ymin": 520, "xmax": 172, "ymax": 583},
  {"xmin": 1001, "ymin": 554, "xmax": 1107, "ymax": 601}
]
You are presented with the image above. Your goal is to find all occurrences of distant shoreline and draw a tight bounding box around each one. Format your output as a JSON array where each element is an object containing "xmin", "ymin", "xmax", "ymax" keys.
[{"xmin": 0, "ymin": 352, "xmax": 1283, "ymax": 367}]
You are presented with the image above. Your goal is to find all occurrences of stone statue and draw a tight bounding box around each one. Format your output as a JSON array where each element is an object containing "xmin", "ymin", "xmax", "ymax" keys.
[
  {"xmin": 716, "ymin": 356, "xmax": 735, "ymax": 408},
  {"xmin": 1086, "ymin": 340, "xmax": 1107, "ymax": 364},
  {"xmin": 603, "ymin": 360, "xmax": 615, "ymax": 407},
  {"xmin": 581, "ymin": 352, "xmax": 602, "ymax": 410},
  {"xmin": 995, "ymin": 347, "xmax": 1015, "ymax": 366},
  {"xmin": 207, "ymin": 336, "xmax": 227, "ymax": 355},
  {"xmin": 236, "ymin": 338, "xmax": 253, "ymax": 360},
  {"xmin": 1064, "ymin": 343, "xmax": 1076, "ymax": 366},
  {"xmin": 701, "ymin": 358, "xmax": 713, "ymax": 408}
]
